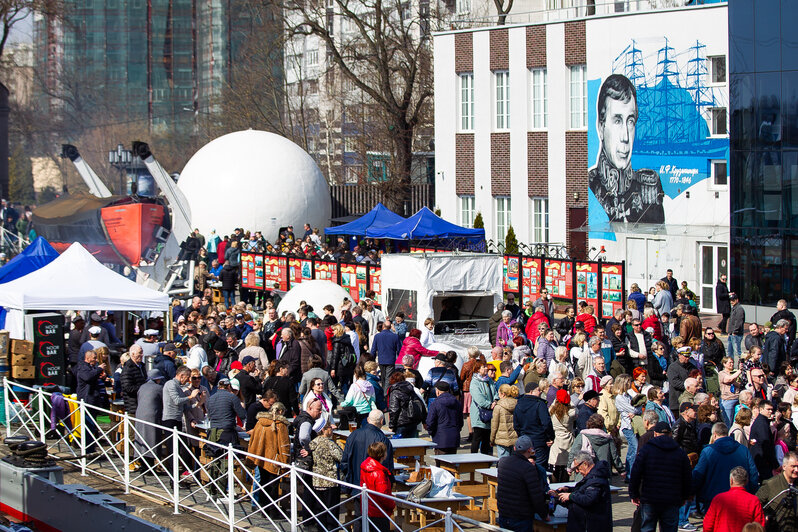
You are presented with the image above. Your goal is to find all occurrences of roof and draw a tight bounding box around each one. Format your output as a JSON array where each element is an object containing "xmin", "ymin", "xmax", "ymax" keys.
[
  {"xmin": 0, "ymin": 237, "xmax": 59, "ymax": 284},
  {"xmin": 325, "ymin": 202, "xmax": 406, "ymax": 236},
  {"xmin": 365, "ymin": 207, "xmax": 485, "ymax": 240}
]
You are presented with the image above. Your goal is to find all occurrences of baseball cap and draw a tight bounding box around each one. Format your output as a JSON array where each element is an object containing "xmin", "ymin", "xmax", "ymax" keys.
[
  {"xmin": 583, "ymin": 390, "xmax": 600, "ymax": 402},
  {"xmin": 434, "ymin": 353, "xmax": 448, "ymax": 362},
  {"xmin": 653, "ymin": 421, "xmax": 671, "ymax": 434},
  {"xmin": 235, "ymin": 313, "xmax": 244, "ymax": 320},
  {"xmin": 514, "ymin": 435, "xmax": 534, "ymax": 452},
  {"xmin": 241, "ymin": 355, "xmax": 256, "ymax": 366},
  {"xmin": 680, "ymin": 402, "xmax": 697, "ymax": 413},
  {"xmin": 218, "ymin": 378, "xmax": 231, "ymax": 386},
  {"xmin": 230, "ymin": 378, "xmax": 240, "ymax": 391},
  {"xmin": 163, "ymin": 343, "xmax": 177, "ymax": 352}
]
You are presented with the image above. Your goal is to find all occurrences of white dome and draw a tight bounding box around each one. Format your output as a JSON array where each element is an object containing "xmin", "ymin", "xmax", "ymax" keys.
[
  {"xmin": 177, "ymin": 130, "xmax": 331, "ymax": 242},
  {"xmin": 277, "ymin": 280, "xmax": 351, "ymax": 318}
]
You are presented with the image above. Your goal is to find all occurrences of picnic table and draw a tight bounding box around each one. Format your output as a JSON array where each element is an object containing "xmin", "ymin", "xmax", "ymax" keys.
[
  {"xmin": 432, "ymin": 453, "xmax": 498, "ymax": 511},
  {"xmin": 390, "ymin": 438, "xmax": 437, "ymax": 465},
  {"xmin": 394, "ymin": 491, "xmax": 473, "ymax": 530}
]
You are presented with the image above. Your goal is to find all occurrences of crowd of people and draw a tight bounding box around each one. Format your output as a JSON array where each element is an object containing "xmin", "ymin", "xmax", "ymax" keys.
[{"xmin": 62, "ymin": 265, "xmax": 798, "ymax": 532}]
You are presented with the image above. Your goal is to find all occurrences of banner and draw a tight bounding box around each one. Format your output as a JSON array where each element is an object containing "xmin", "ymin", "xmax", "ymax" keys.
[
  {"xmin": 29, "ymin": 313, "xmax": 66, "ymax": 386},
  {"xmin": 240, "ymin": 253, "xmax": 264, "ymax": 290},
  {"xmin": 544, "ymin": 260, "xmax": 573, "ymax": 299},
  {"xmin": 576, "ymin": 262, "xmax": 600, "ymax": 311},
  {"xmin": 340, "ymin": 264, "xmax": 368, "ymax": 301},
  {"xmin": 369, "ymin": 267, "xmax": 382, "ymax": 304},
  {"xmin": 503, "ymin": 256, "xmax": 520, "ymax": 293},
  {"xmin": 520, "ymin": 257, "xmax": 542, "ymax": 304},
  {"xmin": 314, "ymin": 261, "xmax": 338, "ymax": 282},
  {"xmin": 288, "ymin": 258, "xmax": 313, "ymax": 287},
  {"xmin": 601, "ymin": 264, "xmax": 624, "ymax": 319},
  {"xmin": 263, "ymin": 256, "xmax": 288, "ymax": 290}
]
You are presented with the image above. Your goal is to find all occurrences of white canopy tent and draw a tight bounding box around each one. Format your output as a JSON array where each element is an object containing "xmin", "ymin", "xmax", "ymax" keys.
[{"xmin": 0, "ymin": 242, "xmax": 169, "ymax": 338}]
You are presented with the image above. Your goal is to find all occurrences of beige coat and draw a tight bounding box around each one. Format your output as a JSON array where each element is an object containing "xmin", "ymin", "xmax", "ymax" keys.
[
  {"xmin": 490, "ymin": 396, "xmax": 518, "ymax": 448},
  {"xmin": 598, "ymin": 389, "xmax": 619, "ymax": 431},
  {"xmin": 247, "ymin": 412, "xmax": 291, "ymax": 475},
  {"xmin": 550, "ymin": 408, "xmax": 576, "ymax": 466}
]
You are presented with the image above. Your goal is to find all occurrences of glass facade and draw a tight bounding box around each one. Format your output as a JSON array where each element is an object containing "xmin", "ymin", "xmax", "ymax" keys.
[{"xmin": 729, "ymin": 0, "xmax": 798, "ymax": 306}]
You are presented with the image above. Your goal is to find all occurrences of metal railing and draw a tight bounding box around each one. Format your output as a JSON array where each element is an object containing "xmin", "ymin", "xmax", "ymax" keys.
[
  {"xmin": 2, "ymin": 379, "xmax": 506, "ymax": 532},
  {"xmin": 0, "ymin": 226, "xmax": 31, "ymax": 257}
]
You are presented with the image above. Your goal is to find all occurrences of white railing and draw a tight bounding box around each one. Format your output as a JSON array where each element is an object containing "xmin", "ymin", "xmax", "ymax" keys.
[
  {"xmin": 2, "ymin": 379, "xmax": 506, "ymax": 532},
  {"xmin": 0, "ymin": 226, "xmax": 31, "ymax": 257}
]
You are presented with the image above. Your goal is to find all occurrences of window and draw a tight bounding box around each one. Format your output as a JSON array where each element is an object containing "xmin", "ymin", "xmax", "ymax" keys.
[
  {"xmin": 344, "ymin": 165, "xmax": 361, "ymax": 183},
  {"xmin": 344, "ymin": 137, "xmax": 358, "ymax": 152},
  {"xmin": 711, "ymin": 160, "xmax": 728, "ymax": 187},
  {"xmin": 306, "ymin": 49, "xmax": 318, "ymax": 67},
  {"xmin": 569, "ymin": 65, "xmax": 587, "ymax": 129},
  {"xmin": 459, "ymin": 73, "xmax": 474, "ymax": 131},
  {"xmin": 459, "ymin": 195, "xmax": 475, "ymax": 227},
  {"xmin": 531, "ymin": 68, "xmax": 547, "ymax": 129},
  {"xmin": 708, "ymin": 55, "xmax": 726, "ymax": 84},
  {"xmin": 456, "ymin": 0, "xmax": 470, "ymax": 15},
  {"xmin": 495, "ymin": 71, "xmax": 510, "ymax": 130},
  {"xmin": 710, "ymin": 107, "xmax": 728, "ymax": 136},
  {"xmin": 495, "ymin": 196, "xmax": 511, "ymax": 241},
  {"xmin": 530, "ymin": 197, "xmax": 549, "ymax": 243}
]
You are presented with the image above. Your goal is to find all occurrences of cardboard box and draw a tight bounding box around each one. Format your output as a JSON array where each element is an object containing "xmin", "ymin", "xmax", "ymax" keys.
[
  {"xmin": 11, "ymin": 365, "xmax": 34, "ymax": 379},
  {"xmin": 10, "ymin": 339, "xmax": 34, "ymax": 356},
  {"xmin": 11, "ymin": 353, "xmax": 33, "ymax": 367},
  {"xmin": 0, "ymin": 330, "xmax": 9, "ymax": 356}
]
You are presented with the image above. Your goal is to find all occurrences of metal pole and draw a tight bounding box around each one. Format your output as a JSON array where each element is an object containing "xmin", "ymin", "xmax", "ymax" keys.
[
  {"xmin": 79, "ymin": 400, "xmax": 86, "ymax": 476},
  {"xmin": 289, "ymin": 466, "xmax": 298, "ymax": 532},
  {"xmin": 227, "ymin": 444, "xmax": 234, "ymax": 532},
  {"xmin": 37, "ymin": 390, "xmax": 45, "ymax": 441},
  {"xmin": 123, "ymin": 413, "xmax": 130, "ymax": 494},
  {"xmin": 445, "ymin": 508, "xmax": 453, "ymax": 532},
  {"xmin": 3, "ymin": 377, "xmax": 9, "ymax": 427},
  {"xmin": 172, "ymin": 426, "xmax": 180, "ymax": 514},
  {"xmin": 361, "ymin": 484, "xmax": 369, "ymax": 532}
]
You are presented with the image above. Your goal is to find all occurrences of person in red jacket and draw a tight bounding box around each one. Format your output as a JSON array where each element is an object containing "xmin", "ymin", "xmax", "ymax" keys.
[
  {"xmin": 703, "ymin": 466, "xmax": 765, "ymax": 532},
  {"xmin": 525, "ymin": 305, "xmax": 551, "ymax": 345},
  {"xmin": 395, "ymin": 329, "xmax": 442, "ymax": 368},
  {"xmin": 576, "ymin": 305, "xmax": 598, "ymax": 334},
  {"xmin": 360, "ymin": 442, "xmax": 396, "ymax": 532}
]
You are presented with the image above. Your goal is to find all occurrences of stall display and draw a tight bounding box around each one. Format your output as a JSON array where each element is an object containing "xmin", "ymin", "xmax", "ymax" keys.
[
  {"xmin": 340, "ymin": 264, "xmax": 368, "ymax": 301},
  {"xmin": 263, "ymin": 256, "xmax": 288, "ymax": 290},
  {"xmin": 544, "ymin": 260, "xmax": 573, "ymax": 299},
  {"xmin": 240, "ymin": 253, "xmax": 265, "ymax": 290},
  {"xmin": 289, "ymin": 258, "xmax": 313, "ymax": 286},
  {"xmin": 520, "ymin": 258, "xmax": 542, "ymax": 303},
  {"xmin": 369, "ymin": 268, "xmax": 382, "ymax": 303},
  {"xmin": 503, "ymin": 257, "xmax": 519, "ymax": 293},
  {"xmin": 601, "ymin": 264, "xmax": 625, "ymax": 318},
  {"xmin": 314, "ymin": 261, "xmax": 337, "ymax": 282},
  {"xmin": 576, "ymin": 262, "xmax": 599, "ymax": 310}
]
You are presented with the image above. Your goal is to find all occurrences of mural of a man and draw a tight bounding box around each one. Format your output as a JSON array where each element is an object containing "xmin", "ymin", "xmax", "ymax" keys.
[{"xmin": 589, "ymin": 73, "xmax": 665, "ymax": 224}]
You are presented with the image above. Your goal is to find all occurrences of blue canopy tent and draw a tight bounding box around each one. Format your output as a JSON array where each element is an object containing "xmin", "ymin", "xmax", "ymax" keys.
[
  {"xmin": 0, "ymin": 236, "xmax": 60, "ymax": 328},
  {"xmin": 365, "ymin": 207, "xmax": 485, "ymax": 244},
  {"xmin": 325, "ymin": 203, "xmax": 406, "ymax": 236},
  {"xmin": 0, "ymin": 237, "xmax": 59, "ymax": 284}
]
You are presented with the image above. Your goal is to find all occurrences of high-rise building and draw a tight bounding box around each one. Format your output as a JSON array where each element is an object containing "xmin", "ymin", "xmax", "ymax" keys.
[{"xmin": 33, "ymin": 0, "xmax": 281, "ymax": 128}]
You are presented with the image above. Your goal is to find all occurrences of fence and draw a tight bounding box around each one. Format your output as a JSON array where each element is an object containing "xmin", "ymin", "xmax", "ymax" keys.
[
  {"xmin": 330, "ymin": 183, "xmax": 434, "ymax": 219},
  {"xmin": 240, "ymin": 249, "xmax": 625, "ymax": 319},
  {"xmin": 2, "ymin": 378, "xmax": 506, "ymax": 532}
]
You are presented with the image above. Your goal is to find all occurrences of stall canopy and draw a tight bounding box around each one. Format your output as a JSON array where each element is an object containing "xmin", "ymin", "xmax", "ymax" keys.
[
  {"xmin": 325, "ymin": 203, "xmax": 406, "ymax": 236},
  {"xmin": 0, "ymin": 237, "xmax": 59, "ymax": 284},
  {"xmin": 365, "ymin": 206, "xmax": 485, "ymax": 241},
  {"xmin": 0, "ymin": 242, "xmax": 169, "ymax": 311}
]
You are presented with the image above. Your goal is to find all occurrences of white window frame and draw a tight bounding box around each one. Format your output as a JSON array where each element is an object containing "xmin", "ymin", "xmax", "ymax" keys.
[
  {"xmin": 569, "ymin": 64, "xmax": 587, "ymax": 130},
  {"xmin": 710, "ymin": 107, "xmax": 727, "ymax": 136},
  {"xmin": 530, "ymin": 197, "xmax": 549, "ymax": 243},
  {"xmin": 709, "ymin": 160, "xmax": 728, "ymax": 190},
  {"xmin": 494, "ymin": 71, "xmax": 510, "ymax": 130},
  {"xmin": 530, "ymin": 68, "xmax": 548, "ymax": 130},
  {"xmin": 459, "ymin": 73, "xmax": 474, "ymax": 132},
  {"xmin": 458, "ymin": 195, "xmax": 475, "ymax": 228},
  {"xmin": 344, "ymin": 165, "xmax": 361, "ymax": 183},
  {"xmin": 456, "ymin": 0, "xmax": 471, "ymax": 15},
  {"xmin": 344, "ymin": 137, "xmax": 358, "ymax": 153},
  {"xmin": 495, "ymin": 196, "xmax": 511, "ymax": 242},
  {"xmin": 305, "ymin": 48, "xmax": 318, "ymax": 67},
  {"xmin": 708, "ymin": 55, "xmax": 726, "ymax": 85}
]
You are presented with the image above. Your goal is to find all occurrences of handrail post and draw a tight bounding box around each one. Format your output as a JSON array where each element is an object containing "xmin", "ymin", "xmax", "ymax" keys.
[
  {"xmin": 227, "ymin": 444, "xmax": 235, "ymax": 532},
  {"xmin": 79, "ymin": 400, "xmax": 86, "ymax": 476},
  {"xmin": 123, "ymin": 413, "xmax": 130, "ymax": 494},
  {"xmin": 3, "ymin": 377, "xmax": 9, "ymax": 427},
  {"xmin": 38, "ymin": 390, "xmax": 45, "ymax": 442},
  {"xmin": 361, "ymin": 484, "xmax": 370, "ymax": 532},
  {"xmin": 172, "ymin": 426, "xmax": 180, "ymax": 514},
  {"xmin": 289, "ymin": 466, "xmax": 298, "ymax": 532},
  {"xmin": 445, "ymin": 508, "xmax": 453, "ymax": 532}
]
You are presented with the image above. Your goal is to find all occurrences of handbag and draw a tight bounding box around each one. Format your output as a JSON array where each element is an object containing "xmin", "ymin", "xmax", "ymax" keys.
[
  {"xmin": 406, "ymin": 478, "xmax": 433, "ymax": 502},
  {"xmin": 478, "ymin": 406, "xmax": 493, "ymax": 423}
]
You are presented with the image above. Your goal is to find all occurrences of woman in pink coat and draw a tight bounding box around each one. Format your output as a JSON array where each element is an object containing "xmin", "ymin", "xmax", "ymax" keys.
[{"xmin": 395, "ymin": 328, "xmax": 441, "ymax": 368}]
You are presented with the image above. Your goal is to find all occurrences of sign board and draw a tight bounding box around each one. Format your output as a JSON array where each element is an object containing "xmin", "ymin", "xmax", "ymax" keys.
[{"xmin": 25, "ymin": 312, "xmax": 66, "ymax": 386}]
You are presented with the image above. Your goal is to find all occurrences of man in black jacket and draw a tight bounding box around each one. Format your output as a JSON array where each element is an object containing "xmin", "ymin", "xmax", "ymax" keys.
[
  {"xmin": 576, "ymin": 390, "xmax": 600, "ymax": 434},
  {"xmin": 340, "ymin": 409, "xmax": 394, "ymax": 488},
  {"xmin": 764, "ymin": 320, "xmax": 789, "ymax": 372},
  {"xmin": 120, "ymin": 344, "xmax": 147, "ymax": 415},
  {"xmin": 557, "ymin": 452, "xmax": 613, "ymax": 532},
  {"xmin": 750, "ymin": 400, "xmax": 778, "ymax": 482},
  {"xmin": 514, "ymin": 381, "xmax": 555, "ymax": 469},
  {"xmin": 277, "ymin": 328, "xmax": 302, "ymax": 386},
  {"xmin": 674, "ymin": 403, "xmax": 700, "ymax": 457},
  {"xmin": 235, "ymin": 356, "xmax": 261, "ymax": 408},
  {"xmin": 629, "ymin": 422, "xmax": 692, "ymax": 531},
  {"xmin": 74, "ymin": 350, "xmax": 109, "ymax": 452},
  {"xmin": 496, "ymin": 435, "xmax": 547, "ymax": 530},
  {"xmin": 715, "ymin": 274, "xmax": 730, "ymax": 333},
  {"xmin": 662, "ymin": 269, "xmax": 678, "ymax": 301},
  {"xmin": 770, "ymin": 299, "xmax": 797, "ymax": 349},
  {"xmin": 667, "ymin": 348, "xmax": 696, "ymax": 418}
]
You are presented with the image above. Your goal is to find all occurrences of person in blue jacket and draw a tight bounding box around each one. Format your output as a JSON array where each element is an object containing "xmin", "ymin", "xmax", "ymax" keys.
[
  {"xmin": 513, "ymin": 380, "xmax": 555, "ymax": 468},
  {"xmin": 692, "ymin": 422, "xmax": 759, "ymax": 510},
  {"xmin": 425, "ymin": 382, "xmax": 463, "ymax": 454}
]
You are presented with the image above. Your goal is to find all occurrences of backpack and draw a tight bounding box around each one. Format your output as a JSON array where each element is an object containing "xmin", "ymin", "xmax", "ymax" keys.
[
  {"xmin": 407, "ymin": 393, "xmax": 427, "ymax": 424},
  {"xmin": 339, "ymin": 342, "xmax": 356, "ymax": 368}
]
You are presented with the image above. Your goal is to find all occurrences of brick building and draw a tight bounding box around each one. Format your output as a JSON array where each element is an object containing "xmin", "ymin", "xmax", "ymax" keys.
[{"xmin": 434, "ymin": 3, "xmax": 731, "ymax": 310}]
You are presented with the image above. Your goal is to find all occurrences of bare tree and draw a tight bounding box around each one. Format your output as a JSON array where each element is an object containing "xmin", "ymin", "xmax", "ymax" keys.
[
  {"xmin": 493, "ymin": 0, "xmax": 513, "ymax": 25},
  {"xmin": 283, "ymin": 0, "xmax": 437, "ymax": 210}
]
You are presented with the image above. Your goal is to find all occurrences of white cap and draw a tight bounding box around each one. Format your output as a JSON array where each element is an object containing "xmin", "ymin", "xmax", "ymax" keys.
[
  {"xmin": 88, "ymin": 326, "xmax": 102, "ymax": 335},
  {"xmin": 230, "ymin": 378, "xmax": 240, "ymax": 391},
  {"xmin": 144, "ymin": 329, "xmax": 159, "ymax": 336}
]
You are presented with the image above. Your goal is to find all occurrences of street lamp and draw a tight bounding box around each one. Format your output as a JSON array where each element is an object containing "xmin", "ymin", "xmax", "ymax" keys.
[{"xmin": 108, "ymin": 143, "xmax": 133, "ymax": 194}]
